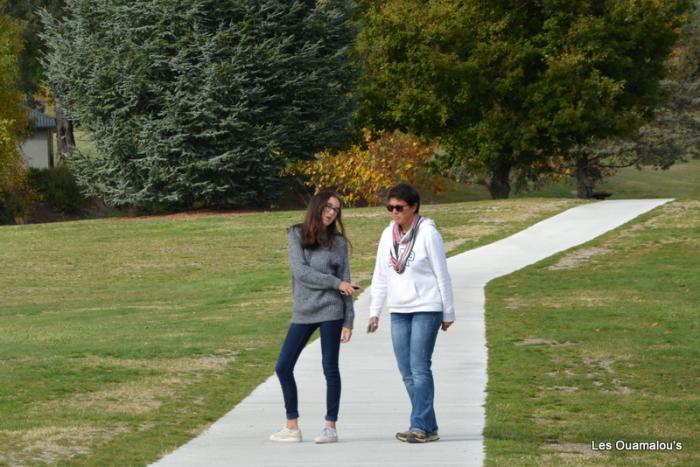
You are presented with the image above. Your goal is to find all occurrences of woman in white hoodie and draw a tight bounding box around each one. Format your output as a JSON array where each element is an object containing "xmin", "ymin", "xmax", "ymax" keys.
[{"xmin": 367, "ymin": 183, "xmax": 455, "ymax": 444}]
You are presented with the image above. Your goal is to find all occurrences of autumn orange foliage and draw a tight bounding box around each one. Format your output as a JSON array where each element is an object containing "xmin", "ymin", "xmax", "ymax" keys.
[
  {"xmin": 0, "ymin": 12, "xmax": 33, "ymax": 222},
  {"xmin": 286, "ymin": 130, "xmax": 442, "ymax": 206}
]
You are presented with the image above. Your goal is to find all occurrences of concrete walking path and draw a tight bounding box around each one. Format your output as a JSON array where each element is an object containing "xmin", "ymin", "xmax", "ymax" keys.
[{"xmin": 152, "ymin": 199, "xmax": 672, "ymax": 467}]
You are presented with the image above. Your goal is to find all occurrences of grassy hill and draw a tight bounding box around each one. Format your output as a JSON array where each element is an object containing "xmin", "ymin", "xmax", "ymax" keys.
[
  {"xmin": 3, "ymin": 150, "xmax": 696, "ymax": 465},
  {"xmin": 0, "ymin": 198, "xmax": 578, "ymax": 466},
  {"xmin": 435, "ymin": 158, "xmax": 700, "ymax": 203},
  {"xmin": 485, "ymin": 200, "xmax": 700, "ymax": 466}
]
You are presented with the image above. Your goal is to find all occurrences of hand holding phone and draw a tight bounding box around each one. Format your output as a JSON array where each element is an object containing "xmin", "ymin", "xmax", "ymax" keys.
[
  {"xmin": 366, "ymin": 318, "xmax": 378, "ymax": 334},
  {"xmin": 339, "ymin": 281, "xmax": 359, "ymax": 296}
]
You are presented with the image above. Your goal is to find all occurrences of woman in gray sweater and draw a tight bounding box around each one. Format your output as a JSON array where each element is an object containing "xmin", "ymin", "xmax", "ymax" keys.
[{"xmin": 270, "ymin": 190, "xmax": 358, "ymax": 444}]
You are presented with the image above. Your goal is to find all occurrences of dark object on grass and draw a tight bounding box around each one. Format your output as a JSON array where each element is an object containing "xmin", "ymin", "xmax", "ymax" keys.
[{"xmin": 591, "ymin": 192, "xmax": 613, "ymax": 200}]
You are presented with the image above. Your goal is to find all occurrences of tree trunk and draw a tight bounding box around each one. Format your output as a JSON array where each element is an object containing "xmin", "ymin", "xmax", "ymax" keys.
[
  {"xmin": 55, "ymin": 106, "xmax": 76, "ymax": 162},
  {"xmin": 575, "ymin": 154, "xmax": 596, "ymax": 199},
  {"xmin": 487, "ymin": 159, "xmax": 512, "ymax": 199}
]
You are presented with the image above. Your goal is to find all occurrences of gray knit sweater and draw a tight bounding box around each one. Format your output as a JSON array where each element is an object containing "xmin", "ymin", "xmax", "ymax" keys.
[{"xmin": 287, "ymin": 226, "xmax": 355, "ymax": 329}]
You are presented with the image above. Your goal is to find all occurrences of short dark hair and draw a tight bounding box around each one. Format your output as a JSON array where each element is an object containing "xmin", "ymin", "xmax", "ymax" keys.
[{"xmin": 387, "ymin": 183, "xmax": 420, "ymax": 213}]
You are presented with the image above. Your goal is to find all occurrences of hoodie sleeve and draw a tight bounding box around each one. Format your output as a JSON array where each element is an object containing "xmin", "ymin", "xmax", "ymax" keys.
[
  {"xmin": 288, "ymin": 228, "xmax": 341, "ymax": 290},
  {"xmin": 425, "ymin": 226, "xmax": 456, "ymax": 322},
  {"xmin": 369, "ymin": 228, "xmax": 389, "ymax": 318}
]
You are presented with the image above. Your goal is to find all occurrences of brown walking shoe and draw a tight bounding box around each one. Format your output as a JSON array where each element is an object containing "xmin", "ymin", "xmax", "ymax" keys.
[
  {"xmin": 395, "ymin": 429, "xmax": 413, "ymax": 442},
  {"xmin": 396, "ymin": 429, "xmax": 440, "ymax": 443},
  {"xmin": 405, "ymin": 429, "xmax": 440, "ymax": 443}
]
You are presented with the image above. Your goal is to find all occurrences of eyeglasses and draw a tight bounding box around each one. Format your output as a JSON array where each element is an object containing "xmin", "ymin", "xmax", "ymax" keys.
[
  {"xmin": 386, "ymin": 204, "xmax": 409, "ymax": 212},
  {"xmin": 324, "ymin": 204, "xmax": 340, "ymax": 215}
]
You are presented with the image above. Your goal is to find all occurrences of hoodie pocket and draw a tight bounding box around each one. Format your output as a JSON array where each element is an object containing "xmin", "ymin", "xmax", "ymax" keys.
[{"xmin": 389, "ymin": 277, "xmax": 419, "ymax": 307}]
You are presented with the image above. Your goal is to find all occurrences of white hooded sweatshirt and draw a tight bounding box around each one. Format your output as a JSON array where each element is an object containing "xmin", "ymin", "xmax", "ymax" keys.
[{"xmin": 369, "ymin": 218, "xmax": 455, "ymax": 322}]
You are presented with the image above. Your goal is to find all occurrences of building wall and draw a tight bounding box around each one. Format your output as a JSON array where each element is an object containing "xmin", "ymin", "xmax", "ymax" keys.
[{"xmin": 20, "ymin": 131, "xmax": 52, "ymax": 169}]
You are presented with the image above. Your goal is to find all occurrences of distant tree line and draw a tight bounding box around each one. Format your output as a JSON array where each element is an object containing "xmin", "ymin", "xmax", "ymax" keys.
[{"xmin": 0, "ymin": 0, "xmax": 698, "ymax": 220}]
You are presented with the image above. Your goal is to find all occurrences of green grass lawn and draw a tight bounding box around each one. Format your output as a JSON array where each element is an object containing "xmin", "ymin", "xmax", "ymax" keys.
[
  {"xmin": 596, "ymin": 157, "xmax": 700, "ymax": 199},
  {"xmin": 0, "ymin": 198, "xmax": 579, "ymax": 466},
  {"xmin": 484, "ymin": 200, "xmax": 700, "ymax": 466},
  {"xmin": 435, "ymin": 157, "xmax": 700, "ymax": 202}
]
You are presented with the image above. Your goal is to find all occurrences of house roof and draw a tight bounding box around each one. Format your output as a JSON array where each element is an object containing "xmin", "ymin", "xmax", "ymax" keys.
[{"xmin": 28, "ymin": 108, "xmax": 56, "ymax": 129}]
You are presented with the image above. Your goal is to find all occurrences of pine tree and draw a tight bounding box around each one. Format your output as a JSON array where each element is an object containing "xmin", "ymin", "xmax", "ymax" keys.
[{"xmin": 41, "ymin": 0, "xmax": 358, "ymax": 208}]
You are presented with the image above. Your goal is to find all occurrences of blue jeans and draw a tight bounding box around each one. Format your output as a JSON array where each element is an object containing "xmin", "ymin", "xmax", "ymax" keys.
[
  {"xmin": 390, "ymin": 312, "xmax": 442, "ymax": 433},
  {"xmin": 275, "ymin": 319, "xmax": 343, "ymax": 421}
]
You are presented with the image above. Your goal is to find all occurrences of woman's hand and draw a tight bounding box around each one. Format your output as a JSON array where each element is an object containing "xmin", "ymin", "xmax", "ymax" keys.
[
  {"xmin": 340, "ymin": 327, "xmax": 353, "ymax": 343},
  {"xmin": 339, "ymin": 281, "xmax": 359, "ymax": 296},
  {"xmin": 367, "ymin": 316, "xmax": 379, "ymax": 333},
  {"xmin": 441, "ymin": 321, "xmax": 454, "ymax": 331}
]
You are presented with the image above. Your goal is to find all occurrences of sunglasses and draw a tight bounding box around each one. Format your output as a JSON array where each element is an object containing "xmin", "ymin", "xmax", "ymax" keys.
[{"xmin": 386, "ymin": 204, "xmax": 409, "ymax": 213}]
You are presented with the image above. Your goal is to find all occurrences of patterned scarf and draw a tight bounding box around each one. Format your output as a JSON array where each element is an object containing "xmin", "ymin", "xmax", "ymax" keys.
[{"xmin": 390, "ymin": 214, "xmax": 424, "ymax": 274}]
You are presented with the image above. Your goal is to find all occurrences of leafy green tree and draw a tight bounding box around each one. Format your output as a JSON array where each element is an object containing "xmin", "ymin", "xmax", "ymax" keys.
[
  {"xmin": 567, "ymin": 1, "xmax": 700, "ymax": 196},
  {"xmin": 41, "ymin": 0, "xmax": 358, "ymax": 209},
  {"xmin": 2, "ymin": 1, "xmax": 75, "ymax": 164},
  {"xmin": 0, "ymin": 8, "xmax": 32, "ymax": 223},
  {"xmin": 0, "ymin": 0, "xmax": 65, "ymax": 95},
  {"xmin": 357, "ymin": 0, "xmax": 690, "ymax": 198}
]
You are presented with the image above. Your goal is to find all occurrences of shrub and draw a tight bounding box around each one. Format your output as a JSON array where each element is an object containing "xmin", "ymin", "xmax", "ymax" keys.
[
  {"xmin": 0, "ymin": 121, "xmax": 35, "ymax": 225},
  {"xmin": 286, "ymin": 130, "xmax": 442, "ymax": 206},
  {"xmin": 28, "ymin": 165, "xmax": 87, "ymax": 215},
  {"xmin": 0, "ymin": 186, "xmax": 36, "ymax": 224}
]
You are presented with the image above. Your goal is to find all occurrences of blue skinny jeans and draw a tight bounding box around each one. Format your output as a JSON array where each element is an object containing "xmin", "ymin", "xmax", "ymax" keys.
[{"xmin": 275, "ymin": 318, "xmax": 343, "ymax": 421}]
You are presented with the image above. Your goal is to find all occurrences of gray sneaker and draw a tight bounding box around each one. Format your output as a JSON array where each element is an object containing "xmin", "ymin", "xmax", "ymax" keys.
[{"xmin": 314, "ymin": 426, "xmax": 338, "ymax": 444}]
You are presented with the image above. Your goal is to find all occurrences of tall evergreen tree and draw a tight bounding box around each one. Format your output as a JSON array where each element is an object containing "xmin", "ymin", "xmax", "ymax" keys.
[
  {"xmin": 41, "ymin": 0, "xmax": 358, "ymax": 208},
  {"xmin": 357, "ymin": 0, "xmax": 690, "ymax": 199}
]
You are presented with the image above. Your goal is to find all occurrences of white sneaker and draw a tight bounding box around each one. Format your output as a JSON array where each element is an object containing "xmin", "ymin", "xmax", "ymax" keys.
[
  {"xmin": 314, "ymin": 427, "xmax": 338, "ymax": 444},
  {"xmin": 269, "ymin": 427, "xmax": 302, "ymax": 442}
]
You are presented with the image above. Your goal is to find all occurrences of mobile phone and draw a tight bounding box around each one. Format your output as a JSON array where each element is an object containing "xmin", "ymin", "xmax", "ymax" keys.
[{"xmin": 366, "ymin": 321, "xmax": 377, "ymax": 333}]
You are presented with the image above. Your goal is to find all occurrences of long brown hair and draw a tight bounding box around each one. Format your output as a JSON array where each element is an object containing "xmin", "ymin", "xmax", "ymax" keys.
[{"xmin": 293, "ymin": 190, "xmax": 348, "ymax": 249}]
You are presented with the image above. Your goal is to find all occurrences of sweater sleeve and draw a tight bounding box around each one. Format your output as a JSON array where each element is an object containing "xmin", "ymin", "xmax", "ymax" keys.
[
  {"xmin": 369, "ymin": 230, "xmax": 389, "ymax": 318},
  {"xmin": 340, "ymin": 239, "xmax": 355, "ymax": 329},
  {"xmin": 287, "ymin": 229, "xmax": 342, "ymax": 290},
  {"xmin": 425, "ymin": 227, "xmax": 456, "ymax": 322}
]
